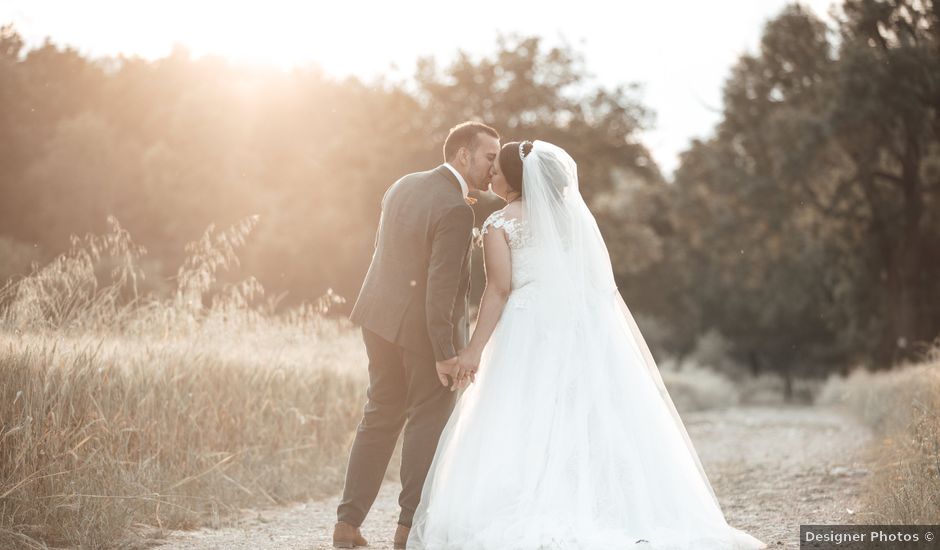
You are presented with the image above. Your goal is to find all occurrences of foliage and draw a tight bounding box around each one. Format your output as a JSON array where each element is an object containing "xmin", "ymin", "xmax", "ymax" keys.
[
  {"xmin": 2, "ymin": 3, "xmax": 939, "ymax": 383},
  {"xmin": 0, "ymin": 29, "xmax": 655, "ymax": 315},
  {"xmin": 663, "ymin": 1, "xmax": 940, "ymax": 380}
]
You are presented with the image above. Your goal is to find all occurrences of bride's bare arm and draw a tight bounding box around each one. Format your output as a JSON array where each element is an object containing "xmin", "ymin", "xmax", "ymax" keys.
[{"xmin": 457, "ymin": 223, "xmax": 512, "ymax": 384}]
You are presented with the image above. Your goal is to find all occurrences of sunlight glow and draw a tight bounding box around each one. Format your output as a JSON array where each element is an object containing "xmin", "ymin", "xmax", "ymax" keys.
[{"xmin": 5, "ymin": 0, "xmax": 836, "ymax": 177}]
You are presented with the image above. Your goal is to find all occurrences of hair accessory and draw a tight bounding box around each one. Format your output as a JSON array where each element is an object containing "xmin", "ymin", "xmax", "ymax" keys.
[{"xmin": 519, "ymin": 140, "xmax": 532, "ymax": 161}]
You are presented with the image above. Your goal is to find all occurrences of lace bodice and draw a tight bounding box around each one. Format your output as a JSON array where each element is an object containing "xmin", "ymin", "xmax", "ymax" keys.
[{"xmin": 481, "ymin": 209, "xmax": 537, "ymax": 307}]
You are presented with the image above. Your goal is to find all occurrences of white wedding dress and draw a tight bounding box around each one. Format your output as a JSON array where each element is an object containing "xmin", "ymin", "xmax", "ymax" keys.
[{"xmin": 408, "ymin": 141, "xmax": 767, "ymax": 550}]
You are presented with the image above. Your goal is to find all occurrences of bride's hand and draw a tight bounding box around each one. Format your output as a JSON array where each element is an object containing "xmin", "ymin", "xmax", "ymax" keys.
[{"xmin": 457, "ymin": 346, "xmax": 482, "ymax": 387}]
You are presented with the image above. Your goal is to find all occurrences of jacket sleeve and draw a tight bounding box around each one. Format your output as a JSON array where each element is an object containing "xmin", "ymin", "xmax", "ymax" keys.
[
  {"xmin": 426, "ymin": 204, "xmax": 474, "ymax": 362},
  {"xmin": 372, "ymin": 212, "xmax": 381, "ymax": 249},
  {"xmin": 373, "ymin": 185, "xmax": 393, "ymax": 249}
]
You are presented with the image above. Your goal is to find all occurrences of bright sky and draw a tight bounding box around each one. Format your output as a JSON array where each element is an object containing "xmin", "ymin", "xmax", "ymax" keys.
[{"xmin": 3, "ymin": 0, "xmax": 837, "ymax": 179}]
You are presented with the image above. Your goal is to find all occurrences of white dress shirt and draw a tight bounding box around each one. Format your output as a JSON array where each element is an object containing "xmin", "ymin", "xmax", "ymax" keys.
[{"xmin": 443, "ymin": 162, "xmax": 470, "ymax": 199}]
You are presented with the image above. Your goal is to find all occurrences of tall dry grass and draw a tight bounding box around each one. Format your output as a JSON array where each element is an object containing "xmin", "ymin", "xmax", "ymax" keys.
[
  {"xmin": 0, "ymin": 217, "xmax": 367, "ymax": 548},
  {"xmin": 818, "ymin": 348, "xmax": 940, "ymax": 523}
]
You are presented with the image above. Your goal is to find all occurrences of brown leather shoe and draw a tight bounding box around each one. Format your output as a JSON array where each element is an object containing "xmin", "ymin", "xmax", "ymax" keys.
[
  {"xmin": 333, "ymin": 521, "xmax": 368, "ymax": 548},
  {"xmin": 393, "ymin": 524, "xmax": 410, "ymax": 549}
]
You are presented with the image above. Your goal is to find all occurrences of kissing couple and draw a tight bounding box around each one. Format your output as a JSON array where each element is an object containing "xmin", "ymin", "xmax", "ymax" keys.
[{"xmin": 333, "ymin": 121, "xmax": 768, "ymax": 550}]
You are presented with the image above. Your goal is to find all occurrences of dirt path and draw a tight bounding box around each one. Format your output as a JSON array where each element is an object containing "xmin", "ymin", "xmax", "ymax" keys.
[{"xmin": 157, "ymin": 405, "xmax": 872, "ymax": 550}]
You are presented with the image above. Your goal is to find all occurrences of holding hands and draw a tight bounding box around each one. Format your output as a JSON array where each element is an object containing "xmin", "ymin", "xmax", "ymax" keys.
[
  {"xmin": 457, "ymin": 346, "xmax": 481, "ymax": 387},
  {"xmin": 435, "ymin": 346, "xmax": 481, "ymax": 392}
]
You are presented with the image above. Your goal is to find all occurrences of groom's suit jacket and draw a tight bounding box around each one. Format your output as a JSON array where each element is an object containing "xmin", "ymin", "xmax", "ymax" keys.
[{"xmin": 350, "ymin": 165, "xmax": 474, "ymax": 362}]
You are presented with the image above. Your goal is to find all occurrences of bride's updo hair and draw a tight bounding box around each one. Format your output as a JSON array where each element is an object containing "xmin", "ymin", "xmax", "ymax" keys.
[{"xmin": 499, "ymin": 140, "xmax": 534, "ymax": 195}]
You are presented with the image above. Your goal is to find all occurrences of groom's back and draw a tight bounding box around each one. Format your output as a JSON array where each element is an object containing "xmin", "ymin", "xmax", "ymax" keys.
[{"xmin": 349, "ymin": 166, "xmax": 473, "ymax": 361}]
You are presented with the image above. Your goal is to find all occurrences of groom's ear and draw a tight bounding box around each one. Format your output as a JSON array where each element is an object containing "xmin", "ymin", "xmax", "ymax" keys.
[{"xmin": 456, "ymin": 147, "xmax": 470, "ymax": 166}]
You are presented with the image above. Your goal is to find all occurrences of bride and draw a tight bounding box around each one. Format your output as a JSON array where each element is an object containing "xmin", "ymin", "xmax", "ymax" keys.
[{"xmin": 406, "ymin": 140, "xmax": 768, "ymax": 550}]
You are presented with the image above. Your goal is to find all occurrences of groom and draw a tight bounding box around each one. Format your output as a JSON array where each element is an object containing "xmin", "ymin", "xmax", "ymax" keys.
[{"xmin": 333, "ymin": 121, "xmax": 500, "ymax": 549}]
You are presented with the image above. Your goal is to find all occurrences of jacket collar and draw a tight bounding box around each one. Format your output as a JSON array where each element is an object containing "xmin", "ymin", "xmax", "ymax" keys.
[{"xmin": 434, "ymin": 164, "xmax": 466, "ymax": 196}]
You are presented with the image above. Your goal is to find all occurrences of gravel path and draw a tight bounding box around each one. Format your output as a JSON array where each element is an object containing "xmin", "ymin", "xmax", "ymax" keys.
[{"xmin": 156, "ymin": 404, "xmax": 872, "ymax": 550}]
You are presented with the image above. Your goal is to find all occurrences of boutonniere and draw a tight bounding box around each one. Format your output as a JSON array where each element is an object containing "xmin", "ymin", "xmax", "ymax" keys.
[{"xmin": 464, "ymin": 195, "xmax": 478, "ymax": 206}]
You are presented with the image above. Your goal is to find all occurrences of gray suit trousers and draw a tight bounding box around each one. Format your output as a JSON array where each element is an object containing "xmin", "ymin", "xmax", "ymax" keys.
[{"xmin": 336, "ymin": 327, "xmax": 458, "ymax": 528}]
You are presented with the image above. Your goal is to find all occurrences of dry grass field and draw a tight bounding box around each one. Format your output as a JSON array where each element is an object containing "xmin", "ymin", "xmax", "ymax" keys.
[
  {"xmin": 818, "ymin": 353, "xmax": 940, "ymax": 524},
  {"xmin": 0, "ymin": 218, "xmax": 367, "ymax": 548},
  {"xmin": 0, "ymin": 318, "xmax": 374, "ymax": 548}
]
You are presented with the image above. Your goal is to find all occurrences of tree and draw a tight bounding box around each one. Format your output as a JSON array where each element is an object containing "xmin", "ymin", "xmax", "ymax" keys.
[
  {"xmin": 819, "ymin": 0, "xmax": 940, "ymax": 366},
  {"xmin": 667, "ymin": 1, "xmax": 940, "ymax": 379},
  {"xmin": 0, "ymin": 27, "xmax": 667, "ymax": 318}
]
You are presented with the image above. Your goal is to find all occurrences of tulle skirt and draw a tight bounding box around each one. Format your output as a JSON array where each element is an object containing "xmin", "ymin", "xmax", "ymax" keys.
[{"xmin": 407, "ymin": 291, "xmax": 767, "ymax": 550}]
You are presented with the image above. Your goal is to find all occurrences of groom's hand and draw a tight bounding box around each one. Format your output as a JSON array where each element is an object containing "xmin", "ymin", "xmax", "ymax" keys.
[{"xmin": 435, "ymin": 356, "xmax": 460, "ymax": 390}]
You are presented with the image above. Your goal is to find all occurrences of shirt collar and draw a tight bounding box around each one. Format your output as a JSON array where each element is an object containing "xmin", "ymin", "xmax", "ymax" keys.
[{"xmin": 443, "ymin": 162, "xmax": 469, "ymax": 199}]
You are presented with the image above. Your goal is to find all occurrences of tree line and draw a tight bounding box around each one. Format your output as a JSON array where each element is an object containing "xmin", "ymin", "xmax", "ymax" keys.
[{"xmin": 1, "ymin": 0, "xmax": 938, "ymax": 381}]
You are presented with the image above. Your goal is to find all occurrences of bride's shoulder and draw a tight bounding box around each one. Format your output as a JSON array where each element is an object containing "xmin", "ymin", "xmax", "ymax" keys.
[
  {"xmin": 481, "ymin": 209, "xmax": 505, "ymax": 235},
  {"xmin": 481, "ymin": 202, "xmax": 533, "ymax": 248},
  {"xmin": 482, "ymin": 204, "xmax": 519, "ymax": 234}
]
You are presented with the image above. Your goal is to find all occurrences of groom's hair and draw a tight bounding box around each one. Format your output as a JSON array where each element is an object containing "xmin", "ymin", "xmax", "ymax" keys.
[{"xmin": 443, "ymin": 121, "xmax": 500, "ymax": 162}]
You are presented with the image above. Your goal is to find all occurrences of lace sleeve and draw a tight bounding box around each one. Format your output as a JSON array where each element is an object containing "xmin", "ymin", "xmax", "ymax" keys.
[
  {"xmin": 481, "ymin": 209, "xmax": 508, "ymax": 237},
  {"xmin": 481, "ymin": 209, "xmax": 532, "ymax": 249}
]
